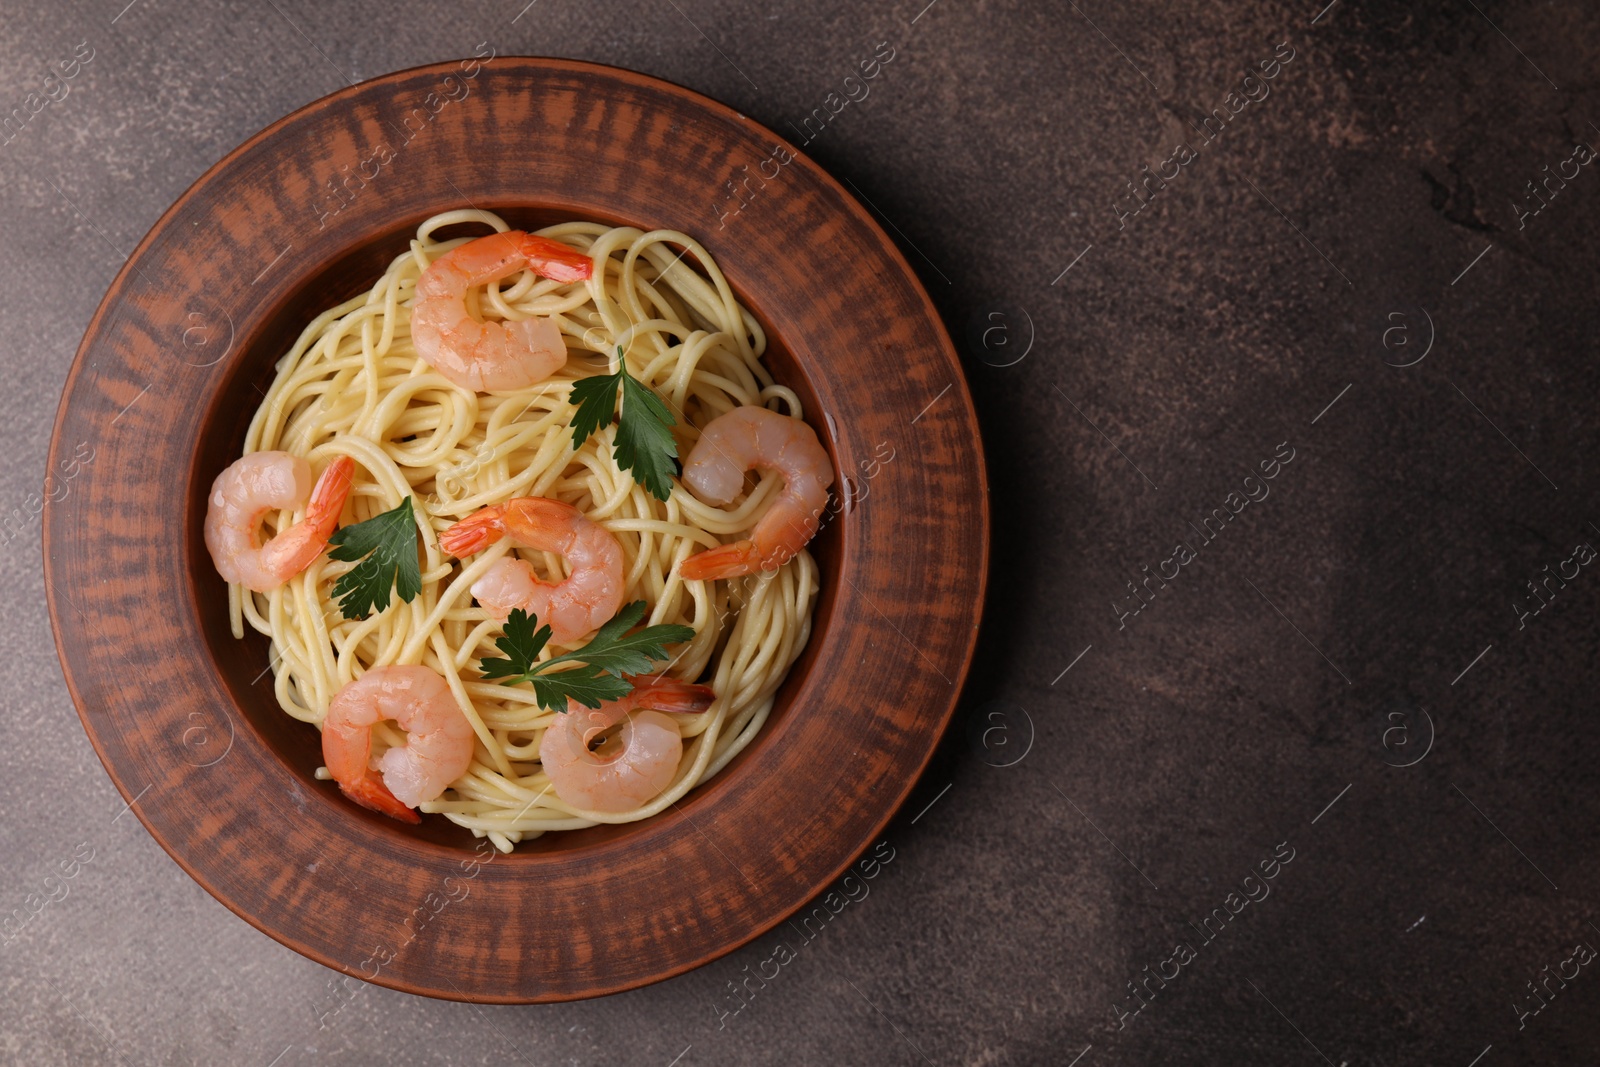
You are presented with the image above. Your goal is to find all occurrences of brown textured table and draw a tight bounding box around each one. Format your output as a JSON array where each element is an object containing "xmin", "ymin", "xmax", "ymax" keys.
[{"xmin": 6, "ymin": 1, "xmax": 1599, "ymax": 1063}]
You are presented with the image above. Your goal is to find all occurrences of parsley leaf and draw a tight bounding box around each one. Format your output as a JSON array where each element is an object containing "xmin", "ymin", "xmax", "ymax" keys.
[
  {"xmin": 477, "ymin": 609, "xmax": 552, "ymax": 681},
  {"xmin": 615, "ymin": 373, "xmax": 680, "ymax": 502},
  {"xmin": 568, "ymin": 371, "xmax": 621, "ymax": 451},
  {"xmin": 326, "ymin": 496, "xmax": 422, "ymax": 619},
  {"xmin": 531, "ymin": 669, "xmax": 634, "ymax": 711},
  {"xmin": 477, "ymin": 601, "xmax": 698, "ymax": 710},
  {"xmin": 568, "ymin": 349, "xmax": 680, "ymax": 501},
  {"xmin": 544, "ymin": 600, "xmax": 697, "ymax": 678}
]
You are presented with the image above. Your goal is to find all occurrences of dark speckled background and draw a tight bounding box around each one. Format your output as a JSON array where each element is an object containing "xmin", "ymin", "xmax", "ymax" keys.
[{"xmin": 4, "ymin": 1, "xmax": 1599, "ymax": 1064}]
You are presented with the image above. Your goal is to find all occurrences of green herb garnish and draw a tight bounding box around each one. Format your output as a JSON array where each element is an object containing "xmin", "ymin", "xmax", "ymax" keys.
[
  {"xmin": 568, "ymin": 348, "xmax": 680, "ymax": 501},
  {"xmin": 326, "ymin": 496, "xmax": 422, "ymax": 619},
  {"xmin": 478, "ymin": 601, "xmax": 697, "ymax": 710}
]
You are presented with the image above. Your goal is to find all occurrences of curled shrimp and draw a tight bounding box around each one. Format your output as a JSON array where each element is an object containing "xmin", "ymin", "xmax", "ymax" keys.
[
  {"xmin": 203, "ymin": 452, "xmax": 355, "ymax": 592},
  {"xmin": 322, "ymin": 665, "xmax": 476, "ymax": 824},
  {"xmin": 539, "ymin": 675, "xmax": 716, "ymax": 813},
  {"xmin": 440, "ymin": 497, "xmax": 625, "ymax": 645},
  {"xmin": 410, "ymin": 230, "xmax": 593, "ymax": 392},
  {"xmin": 678, "ymin": 406, "xmax": 834, "ymax": 580}
]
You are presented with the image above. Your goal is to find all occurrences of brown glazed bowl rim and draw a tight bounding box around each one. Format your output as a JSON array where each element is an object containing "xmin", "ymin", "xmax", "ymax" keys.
[{"xmin": 44, "ymin": 56, "xmax": 988, "ymax": 1002}]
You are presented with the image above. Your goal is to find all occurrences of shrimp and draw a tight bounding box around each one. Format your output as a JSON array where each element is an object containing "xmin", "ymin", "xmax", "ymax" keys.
[
  {"xmin": 539, "ymin": 675, "xmax": 716, "ymax": 813},
  {"xmin": 410, "ymin": 230, "xmax": 594, "ymax": 392},
  {"xmin": 203, "ymin": 452, "xmax": 355, "ymax": 592},
  {"xmin": 322, "ymin": 665, "xmax": 476, "ymax": 824},
  {"xmin": 678, "ymin": 406, "xmax": 834, "ymax": 580},
  {"xmin": 440, "ymin": 497, "xmax": 625, "ymax": 644}
]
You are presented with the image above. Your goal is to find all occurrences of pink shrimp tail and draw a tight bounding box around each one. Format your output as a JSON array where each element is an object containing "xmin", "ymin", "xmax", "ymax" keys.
[
  {"xmin": 338, "ymin": 775, "xmax": 422, "ymax": 825},
  {"xmin": 519, "ymin": 234, "xmax": 594, "ymax": 283},
  {"xmin": 305, "ymin": 456, "xmax": 355, "ymax": 537},
  {"xmin": 679, "ymin": 540, "xmax": 765, "ymax": 581},
  {"xmin": 255, "ymin": 456, "xmax": 357, "ymax": 582},
  {"xmin": 629, "ymin": 674, "xmax": 717, "ymax": 714},
  {"xmin": 440, "ymin": 507, "xmax": 507, "ymax": 557}
]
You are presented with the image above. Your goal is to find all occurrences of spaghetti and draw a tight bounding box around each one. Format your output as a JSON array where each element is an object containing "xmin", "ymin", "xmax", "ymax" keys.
[{"xmin": 225, "ymin": 209, "xmax": 821, "ymax": 852}]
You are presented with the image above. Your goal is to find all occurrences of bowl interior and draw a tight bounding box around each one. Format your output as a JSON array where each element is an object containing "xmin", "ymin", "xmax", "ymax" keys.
[{"xmin": 185, "ymin": 205, "xmax": 843, "ymax": 855}]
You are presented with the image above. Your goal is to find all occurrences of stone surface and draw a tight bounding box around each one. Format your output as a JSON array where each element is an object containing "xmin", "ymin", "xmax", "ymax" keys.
[{"xmin": 3, "ymin": 0, "xmax": 1598, "ymax": 1064}]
